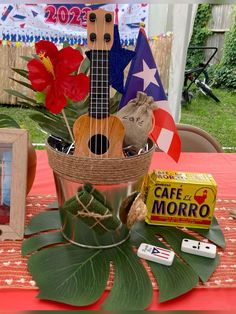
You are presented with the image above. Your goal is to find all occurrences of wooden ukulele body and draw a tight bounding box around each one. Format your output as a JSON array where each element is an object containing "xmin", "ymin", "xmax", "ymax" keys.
[{"xmin": 73, "ymin": 114, "xmax": 125, "ymax": 158}]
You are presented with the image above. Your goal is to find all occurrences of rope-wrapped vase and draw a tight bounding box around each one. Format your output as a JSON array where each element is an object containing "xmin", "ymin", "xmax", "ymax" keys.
[{"xmin": 46, "ymin": 137, "xmax": 155, "ymax": 248}]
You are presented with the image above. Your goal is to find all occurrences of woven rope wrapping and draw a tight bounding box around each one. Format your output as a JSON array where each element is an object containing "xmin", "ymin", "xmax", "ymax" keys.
[{"xmin": 46, "ymin": 139, "xmax": 154, "ymax": 185}]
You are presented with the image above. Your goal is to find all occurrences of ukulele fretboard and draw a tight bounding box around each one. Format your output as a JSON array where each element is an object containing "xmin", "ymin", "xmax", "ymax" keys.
[{"xmin": 89, "ymin": 50, "xmax": 109, "ymax": 119}]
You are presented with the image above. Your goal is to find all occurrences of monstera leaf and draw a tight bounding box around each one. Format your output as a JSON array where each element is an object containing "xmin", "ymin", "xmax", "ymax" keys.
[{"xmin": 22, "ymin": 210, "xmax": 225, "ymax": 310}]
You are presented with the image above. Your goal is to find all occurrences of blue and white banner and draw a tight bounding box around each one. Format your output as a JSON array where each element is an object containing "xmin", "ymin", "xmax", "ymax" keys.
[{"xmin": 0, "ymin": 3, "xmax": 149, "ymax": 46}]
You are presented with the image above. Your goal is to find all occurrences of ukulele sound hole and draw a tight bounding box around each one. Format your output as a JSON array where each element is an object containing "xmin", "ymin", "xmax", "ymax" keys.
[{"xmin": 88, "ymin": 134, "xmax": 110, "ymax": 155}]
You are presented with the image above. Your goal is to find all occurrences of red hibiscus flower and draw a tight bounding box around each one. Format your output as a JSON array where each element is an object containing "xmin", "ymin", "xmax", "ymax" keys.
[{"xmin": 27, "ymin": 40, "xmax": 89, "ymax": 114}]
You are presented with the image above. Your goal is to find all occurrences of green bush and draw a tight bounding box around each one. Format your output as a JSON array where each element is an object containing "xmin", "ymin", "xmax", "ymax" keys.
[
  {"xmin": 186, "ymin": 4, "xmax": 212, "ymax": 69},
  {"xmin": 214, "ymin": 7, "xmax": 236, "ymax": 88}
]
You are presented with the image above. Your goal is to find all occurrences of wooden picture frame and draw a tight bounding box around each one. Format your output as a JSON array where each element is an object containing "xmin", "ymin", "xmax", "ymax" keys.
[{"xmin": 0, "ymin": 129, "xmax": 28, "ymax": 240}]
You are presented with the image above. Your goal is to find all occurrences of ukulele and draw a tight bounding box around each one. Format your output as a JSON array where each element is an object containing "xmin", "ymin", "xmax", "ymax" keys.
[{"xmin": 73, "ymin": 9, "xmax": 125, "ymax": 158}]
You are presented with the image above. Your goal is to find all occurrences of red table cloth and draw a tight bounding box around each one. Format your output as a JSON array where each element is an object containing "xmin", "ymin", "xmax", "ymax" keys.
[{"xmin": 0, "ymin": 151, "xmax": 236, "ymax": 310}]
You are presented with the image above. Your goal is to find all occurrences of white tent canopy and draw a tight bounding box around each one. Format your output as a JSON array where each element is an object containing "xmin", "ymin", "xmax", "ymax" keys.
[{"xmin": 149, "ymin": 4, "xmax": 198, "ymax": 122}]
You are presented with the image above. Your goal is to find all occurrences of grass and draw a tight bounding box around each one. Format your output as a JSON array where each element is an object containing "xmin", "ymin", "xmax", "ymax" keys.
[
  {"xmin": 0, "ymin": 106, "xmax": 47, "ymax": 146},
  {"xmin": 180, "ymin": 88, "xmax": 236, "ymax": 152},
  {"xmin": 0, "ymin": 87, "xmax": 235, "ymax": 151}
]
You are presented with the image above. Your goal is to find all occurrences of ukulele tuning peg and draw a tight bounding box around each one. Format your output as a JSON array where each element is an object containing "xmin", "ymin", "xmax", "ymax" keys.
[
  {"xmin": 90, "ymin": 33, "xmax": 96, "ymax": 42},
  {"xmin": 89, "ymin": 13, "xmax": 96, "ymax": 22},
  {"xmin": 105, "ymin": 13, "xmax": 112, "ymax": 23},
  {"xmin": 104, "ymin": 33, "xmax": 111, "ymax": 42}
]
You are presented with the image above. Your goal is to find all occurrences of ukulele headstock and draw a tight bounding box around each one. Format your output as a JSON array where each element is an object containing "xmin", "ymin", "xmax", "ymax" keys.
[{"xmin": 87, "ymin": 9, "xmax": 114, "ymax": 50}]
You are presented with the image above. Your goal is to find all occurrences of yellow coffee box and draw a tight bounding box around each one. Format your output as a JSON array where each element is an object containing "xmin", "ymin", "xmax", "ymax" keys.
[{"xmin": 144, "ymin": 169, "xmax": 217, "ymax": 229}]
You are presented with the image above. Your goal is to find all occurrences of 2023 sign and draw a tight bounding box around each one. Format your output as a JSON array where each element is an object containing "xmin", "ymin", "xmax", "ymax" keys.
[{"xmin": 45, "ymin": 5, "xmax": 92, "ymax": 28}]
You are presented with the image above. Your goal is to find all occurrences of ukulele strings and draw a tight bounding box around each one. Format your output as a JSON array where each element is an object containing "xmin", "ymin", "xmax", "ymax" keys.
[
  {"xmin": 90, "ymin": 12, "xmax": 110, "ymax": 158},
  {"xmin": 89, "ymin": 41, "xmax": 94, "ymax": 159},
  {"xmin": 100, "ymin": 14, "xmax": 109, "ymax": 158},
  {"xmin": 89, "ymin": 17, "xmax": 99, "ymax": 158},
  {"xmin": 105, "ymin": 16, "xmax": 110, "ymax": 158},
  {"xmin": 95, "ymin": 18, "xmax": 98, "ymax": 158},
  {"xmin": 102, "ymin": 16, "xmax": 108, "ymax": 158},
  {"xmin": 101, "ymin": 19, "xmax": 104, "ymax": 159},
  {"xmin": 105, "ymin": 23, "xmax": 109, "ymax": 159}
]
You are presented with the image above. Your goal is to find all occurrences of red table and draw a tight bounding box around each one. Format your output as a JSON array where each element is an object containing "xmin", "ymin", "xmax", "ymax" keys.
[{"xmin": 0, "ymin": 151, "xmax": 236, "ymax": 310}]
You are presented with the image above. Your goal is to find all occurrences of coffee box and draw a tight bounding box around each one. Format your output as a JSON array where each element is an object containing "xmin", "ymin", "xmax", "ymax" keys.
[{"xmin": 144, "ymin": 170, "xmax": 217, "ymax": 229}]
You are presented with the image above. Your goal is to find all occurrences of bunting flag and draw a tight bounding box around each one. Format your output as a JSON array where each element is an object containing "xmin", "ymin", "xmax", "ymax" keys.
[
  {"xmin": 119, "ymin": 28, "xmax": 181, "ymax": 162},
  {"xmin": 0, "ymin": 4, "xmax": 149, "ymax": 46}
]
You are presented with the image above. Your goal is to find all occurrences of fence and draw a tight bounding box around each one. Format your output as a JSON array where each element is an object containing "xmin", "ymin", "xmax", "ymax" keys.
[
  {"xmin": 0, "ymin": 35, "xmax": 172, "ymax": 105},
  {"xmin": 206, "ymin": 4, "xmax": 234, "ymax": 64}
]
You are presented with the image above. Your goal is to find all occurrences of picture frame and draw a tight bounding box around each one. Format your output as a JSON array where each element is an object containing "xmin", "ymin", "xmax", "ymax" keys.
[{"xmin": 0, "ymin": 128, "xmax": 28, "ymax": 240}]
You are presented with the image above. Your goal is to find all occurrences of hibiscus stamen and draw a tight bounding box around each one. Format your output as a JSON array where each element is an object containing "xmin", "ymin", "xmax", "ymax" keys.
[{"xmin": 38, "ymin": 52, "xmax": 55, "ymax": 79}]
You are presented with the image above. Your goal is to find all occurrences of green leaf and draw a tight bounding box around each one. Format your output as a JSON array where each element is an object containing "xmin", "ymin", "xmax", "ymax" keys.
[
  {"xmin": 30, "ymin": 107, "xmax": 59, "ymax": 120},
  {"xmin": 35, "ymin": 92, "xmax": 46, "ymax": 104},
  {"xmin": 29, "ymin": 245, "xmax": 110, "ymax": 306},
  {"xmin": 37, "ymin": 122, "xmax": 71, "ymax": 143},
  {"xmin": 30, "ymin": 113, "xmax": 56, "ymax": 124},
  {"xmin": 67, "ymin": 96, "xmax": 89, "ymax": 111},
  {"xmin": 24, "ymin": 211, "xmax": 61, "ymax": 235},
  {"xmin": 148, "ymin": 253, "xmax": 198, "ymax": 302},
  {"xmin": 75, "ymin": 45, "xmax": 83, "ymax": 54},
  {"xmin": 32, "ymin": 112, "xmax": 72, "ymax": 142},
  {"xmin": 156, "ymin": 226, "xmax": 219, "ymax": 282},
  {"xmin": 22, "ymin": 231, "xmax": 65, "ymax": 256},
  {"xmin": 63, "ymin": 41, "xmax": 70, "ymax": 48},
  {"xmin": 0, "ymin": 114, "xmax": 20, "ymax": 128},
  {"xmin": 4, "ymin": 89, "xmax": 37, "ymax": 104},
  {"xmin": 103, "ymin": 242, "xmax": 153, "ymax": 310},
  {"xmin": 20, "ymin": 55, "xmax": 33, "ymax": 62},
  {"xmin": 16, "ymin": 101, "xmax": 37, "ymax": 108},
  {"xmin": 9, "ymin": 77, "xmax": 34, "ymax": 90},
  {"xmin": 12, "ymin": 68, "xmax": 28, "ymax": 79},
  {"xmin": 79, "ymin": 57, "xmax": 90, "ymax": 75},
  {"xmin": 190, "ymin": 216, "xmax": 225, "ymax": 249},
  {"xmin": 131, "ymin": 222, "xmax": 199, "ymax": 302},
  {"xmin": 110, "ymin": 91, "xmax": 122, "ymax": 114}
]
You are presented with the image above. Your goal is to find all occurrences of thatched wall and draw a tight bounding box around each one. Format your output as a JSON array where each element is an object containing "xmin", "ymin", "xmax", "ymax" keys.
[
  {"xmin": 149, "ymin": 35, "xmax": 172, "ymax": 91},
  {"xmin": 0, "ymin": 35, "xmax": 172, "ymax": 105},
  {"xmin": 0, "ymin": 46, "xmax": 35, "ymax": 105}
]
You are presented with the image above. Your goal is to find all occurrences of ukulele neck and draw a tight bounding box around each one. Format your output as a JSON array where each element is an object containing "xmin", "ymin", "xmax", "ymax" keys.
[{"xmin": 89, "ymin": 50, "xmax": 109, "ymax": 119}]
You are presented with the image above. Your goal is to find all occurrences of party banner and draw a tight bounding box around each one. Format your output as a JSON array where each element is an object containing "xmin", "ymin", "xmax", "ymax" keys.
[{"xmin": 0, "ymin": 3, "xmax": 149, "ymax": 46}]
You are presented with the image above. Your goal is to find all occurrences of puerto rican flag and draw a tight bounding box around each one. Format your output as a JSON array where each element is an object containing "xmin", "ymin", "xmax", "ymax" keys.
[
  {"xmin": 119, "ymin": 28, "xmax": 181, "ymax": 162},
  {"xmin": 151, "ymin": 246, "xmax": 172, "ymax": 259}
]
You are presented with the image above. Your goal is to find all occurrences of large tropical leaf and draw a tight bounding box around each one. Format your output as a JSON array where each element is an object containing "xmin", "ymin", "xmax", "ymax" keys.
[
  {"xmin": 189, "ymin": 216, "xmax": 225, "ymax": 249},
  {"xmin": 103, "ymin": 243, "xmax": 153, "ymax": 310},
  {"xmin": 29, "ymin": 245, "xmax": 110, "ymax": 306},
  {"xmin": 22, "ymin": 209, "xmax": 224, "ymax": 309},
  {"xmin": 24, "ymin": 210, "xmax": 61, "ymax": 235},
  {"xmin": 131, "ymin": 222, "xmax": 199, "ymax": 302},
  {"xmin": 153, "ymin": 226, "xmax": 220, "ymax": 282},
  {"xmin": 22, "ymin": 231, "xmax": 66, "ymax": 256}
]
